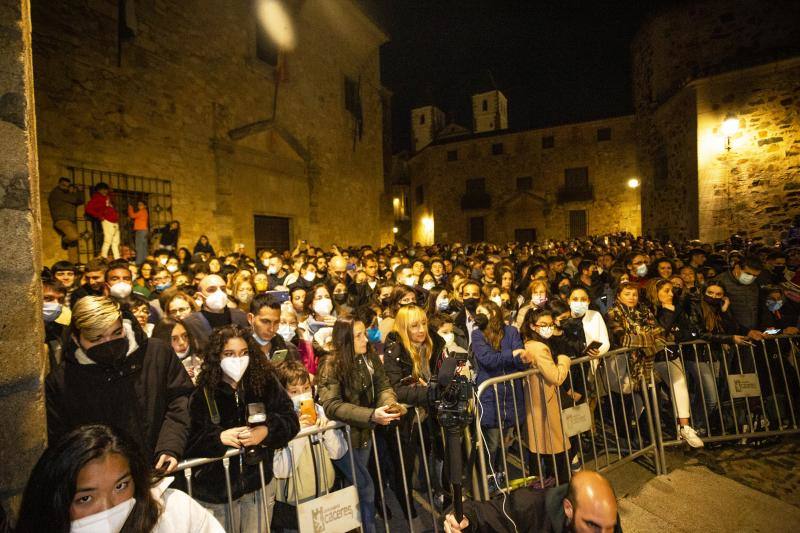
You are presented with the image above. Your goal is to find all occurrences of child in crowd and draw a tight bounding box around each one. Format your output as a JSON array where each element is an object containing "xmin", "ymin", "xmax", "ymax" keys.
[{"xmin": 273, "ymin": 360, "xmax": 348, "ymax": 506}]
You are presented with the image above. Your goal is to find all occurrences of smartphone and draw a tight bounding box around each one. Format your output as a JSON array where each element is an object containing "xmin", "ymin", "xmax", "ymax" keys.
[
  {"xmin": 385, "ymin": 402, "xmax": 402, "ymax": 414},
  {"xmin": 764, "ymin": 328, "xmax": 781, "ymax": 335},
  {"xmin": 265, "ymin": 290, "xmax": 290, "ymax": 304},
  {"xmin": 272, "ymin": 349, "xmax": 289, "ymax": 363},
  {"xmin": 583, "ymin": 341, "xmax": 603, "ymax": 355}
]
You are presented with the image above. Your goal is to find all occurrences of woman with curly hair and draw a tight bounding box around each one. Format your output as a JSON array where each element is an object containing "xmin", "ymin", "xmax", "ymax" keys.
[{"xmin": 184, "ymin": 325, "xmax": 299, "ymax": 531}]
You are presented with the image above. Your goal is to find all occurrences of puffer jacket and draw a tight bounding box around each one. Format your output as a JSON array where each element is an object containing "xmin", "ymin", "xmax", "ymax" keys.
[
  {"xmin": 46, "ymin": 320, "xmax": 193, "ymax": 462},
  {"xmin": 471, "ymin": 325, "xmax": 527, "ymax": 429},
  {"xmin": 184, "ymin": 373, "xmax": 299, "ymax": 504},
  {"xmin": 317, "ymin": 352, "xmax": 397, "ymax": 448},
  {"xmin": 382, "ymin": 328, "xmax": 446, "ymax": 407}
]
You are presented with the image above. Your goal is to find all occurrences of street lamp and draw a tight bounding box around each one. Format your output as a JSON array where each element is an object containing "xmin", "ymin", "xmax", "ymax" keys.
[
  {"xmin": 721, "ymin": 114, "xmax": 739, "ymax": 151},
  {"xmin": 627, "ymin": 178, "xmax": 640, "ymax": 189},
  {"xmin": 256, "ymin": 0, "xmax": 296, "ymax": 50}
]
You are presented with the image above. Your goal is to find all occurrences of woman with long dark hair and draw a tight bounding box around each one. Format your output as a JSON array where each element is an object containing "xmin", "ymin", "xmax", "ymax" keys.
[
  {"xmin": 185, "ymin": 325, "xmax": 298, "ymax": 531},
  {"xmin": 16, "ymin": 424, "xmax": 222, "ymax": 533},
  {"xmin": 317, "ymin": 316, "xmax": 404, "ymax": 533},
  {"xmin": 471, "ymin": 299, "xmax": 527, "ymax": 491},
  {"xmin": 152, "ymin": 316, "xmax": 202, "ymax": 383}
]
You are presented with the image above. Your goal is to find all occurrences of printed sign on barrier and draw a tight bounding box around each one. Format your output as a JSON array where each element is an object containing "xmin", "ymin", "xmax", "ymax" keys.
[
  {"xmin": 727, "ymin": 373, "xmax": 762, "ymax": 399},
  {"xmin": 298, "ymin": 485, "xmax": 361, "ymax": 533},
  {"xmin": 561, "ymin": 403, "xmax": 592, "ymax": 437}
]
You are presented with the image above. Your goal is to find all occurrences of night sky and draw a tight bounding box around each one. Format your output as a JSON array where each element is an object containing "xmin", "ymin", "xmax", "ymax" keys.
[{"xmin": 373, "ymin": 1, "xmax": 676, "ymax": 153}]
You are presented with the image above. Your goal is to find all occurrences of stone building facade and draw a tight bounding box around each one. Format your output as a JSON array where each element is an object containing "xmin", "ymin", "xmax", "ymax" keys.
[
  {"xmin": 408, "ymin": 0, "xmax": 800, "ymax": 245},
  {"xmin": 633, "ymin": 0, "xmax": 800, "ymax": 242},
  {"xmin": 407, "ymin": 111, "xmax": 641, "ymax": 244},
  {"xmin": 32, "ymin": 0, "xmax": 390, "ymax": 266}
]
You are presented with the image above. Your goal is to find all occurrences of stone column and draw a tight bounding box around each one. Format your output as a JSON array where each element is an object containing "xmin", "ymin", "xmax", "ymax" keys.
[{"xmin": 0, "ymin": 0, "xmax": 47, "ymax": 519}]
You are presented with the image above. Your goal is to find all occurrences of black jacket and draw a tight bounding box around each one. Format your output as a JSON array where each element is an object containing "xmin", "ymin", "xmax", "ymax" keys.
[
  {"xmin": 383, "ymin": 329, "xmax": 446, "ymax": 407},
  {"xmin": 45, "ymin": 329, "xmax": 193, "ymax": 462},
  {"xmin": 183, "ymin": 308, "xmax": 250, "ymax": 351},
  {"xmin": 461, "ymin": 483, "xmax": 623, "ymax": 533},
  {"xmin": 185, "ymin": 375, "xmax": 299, "ymax": 503}
]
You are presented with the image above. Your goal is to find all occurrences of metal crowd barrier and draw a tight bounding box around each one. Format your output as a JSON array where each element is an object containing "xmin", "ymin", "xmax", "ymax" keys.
[
  {"xmin": 650, "ymin": 334, "xmax": 800, "ymax": 465},
  {"xmin": 472, "ymin": 347, "xmax": 663, "ymax": 501},
  {"xmin": 175, "ymin": 406, "xmax": 442, "ymax": 533}
]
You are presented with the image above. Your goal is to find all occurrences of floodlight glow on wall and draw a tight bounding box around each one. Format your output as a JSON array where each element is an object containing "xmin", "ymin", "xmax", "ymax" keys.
[
  {"xmin": 721, "ymin": 114, "xmax": 739, "ymax": 151},
  {"xmin": 627, "ymin": 178, "xmax": 640, "ymax": 189},
  {"xmin": 257, "ymin": 0, "xmax": 296, "ymax": 50},
  {"xmin": 392, "ymin": 226, "xmax": 398, "ymax": 234}
]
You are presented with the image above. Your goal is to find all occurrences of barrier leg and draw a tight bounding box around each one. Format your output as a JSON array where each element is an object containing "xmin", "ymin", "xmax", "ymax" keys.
[
  {"xmin": 258, "ymin": 461, "xmax": 272, "ymax": 533},
  {"xmin": 775, "ymin": 339, "xmax": 798, "ymax": 429},
  {"xmin": 222, "ymin": 457, "xmax": 236, "ymax": 532},
  {"xmin": 371, "ymin": 431, "xmax": 390, "ymax": 533},
  {"xmin": 414, "ymin": 409, "xmax": 440, "ymax": 532},
  {"xmin": 644, "ymin": 372, "xmax": 664, "ymax": 475},
  {"xmin": 394, "ymin": 426, "xmax": 415, "ymax": 531}
]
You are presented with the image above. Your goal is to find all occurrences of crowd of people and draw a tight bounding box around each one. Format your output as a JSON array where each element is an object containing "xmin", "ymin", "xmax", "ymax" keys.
[{"xmin": 22, "ymin": 203, "xmax": 800, "ymax": 531}]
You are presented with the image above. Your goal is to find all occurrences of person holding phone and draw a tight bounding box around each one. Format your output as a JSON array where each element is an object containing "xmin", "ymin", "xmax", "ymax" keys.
[
  {"xmin": 248, "ymin": 294, "xmax": 299, "ymax": 363},
  {"xmin": 383, "ymin": 304, "xmax": 449, "ymax": 528},
  {"xmin": 184, "ymin": 325, "xmax": 299, "ymax": 531},
  {"xmin": 317, "ymin": 316, "xmax": 405, "ymax": 533}
]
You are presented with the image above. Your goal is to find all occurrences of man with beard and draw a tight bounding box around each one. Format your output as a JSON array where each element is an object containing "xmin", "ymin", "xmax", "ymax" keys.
[{"xmin": 444, "ymin": 471, "xmax": 621, "ymax": 532}]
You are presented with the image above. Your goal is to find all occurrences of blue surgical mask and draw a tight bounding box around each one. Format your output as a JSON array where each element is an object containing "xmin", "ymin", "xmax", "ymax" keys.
[
  {"xmin": 43, "ymin": 301, "xmax": 62, "ymax": 322},
  {"xmin": 367, "ymin": 326, "xmax": 381, "ymax": 344},
  {"xmin": 766, "ymin": 299, "xmax": 783, "ymax": 312},
  {"xmin": 155, "ymin": 282, "xmax": 172, "ymax": 291},
  {"xmin": 252, "ymin": 332, "xmax": 270, "ymax": 346}
]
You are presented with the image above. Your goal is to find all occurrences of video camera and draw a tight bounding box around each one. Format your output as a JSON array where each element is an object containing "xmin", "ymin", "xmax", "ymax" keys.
[{"xmin": 430, "ymin": 356, "xmax": 474, "ymax": 430}]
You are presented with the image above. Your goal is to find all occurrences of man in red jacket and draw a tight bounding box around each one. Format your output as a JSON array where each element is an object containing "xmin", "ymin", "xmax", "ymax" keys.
[{"xmin": 85, "ymin": 182, "xmax": 120, "ymax": 259}]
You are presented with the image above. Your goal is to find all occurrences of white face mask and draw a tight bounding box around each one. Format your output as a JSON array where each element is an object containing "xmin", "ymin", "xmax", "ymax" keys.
[
  {"xmin": 278, "ymin": 323, "xmax": 296, "ymax": 343},
  {"xmin": 570, "ymin": 301, "xmax": 589, "ymax": 317},
  {"xmin": 108, "ymin": 282, "xmax": 132, "ymax": 299},
  {"xmin": 166, "ymin": 264, "xmax": 178, "ymax": 273},
  {"xmin": 70, "ymin": 497, "xmax": 135, "ymax": 533},
  {"xmin": 220, "ymin": 355, "xmax": 249, "ymax": 382},
  {"xmin": 537, "ymin": 326, "xmax": 554, "ymax": 339},
  {"xmin": 43, "ymin": 301, "xmax": 62, "ymax": 322},
  {"xmin": 422, "ymin": 281, "xmax": 435, "ymax": 291},
  {"xmin": 237, "ymin": 291, "xmax": 253, "ymax": 304},
  {"xmin": 438, "ymin": 331, "xmax": 455, "ymax": 346},
  {"xmin": 313, "ymin": 297, "xmax": 333, "ymax": 317},
  {"xmin": 204, "ymin": 290, "xmax": 228, "ymax": 312},
  {"xmin": 175, "ymin": 348, "xmax": 190, "ymax": 359},
  {"xmin": 437, "ymin": 297, "xmax": 450, "ymax": 311},
  {"xmin": 291, "ymin": 391, "xmax": 313, "ymax": 411},
  {"xmin": 303, "ymin": 271, "xmax": 317, "ymax": 283},
  {"xmin": 738, "ymin": 271, "xmax": 755, "ymax": 285},
  {"xmin": 635, "ymin": 264, "xmax": 648, "ymax": 277},
  {"xmin": 532, "ymin": 294, "xmax": 547, "ymax": 307},
  {"xmin": 490, "ymin": 295, "xmax": 503, "ymax": 308},
  {"xmin": 268, "ymin": 266, "xmax": 279, "ymax": 275}
]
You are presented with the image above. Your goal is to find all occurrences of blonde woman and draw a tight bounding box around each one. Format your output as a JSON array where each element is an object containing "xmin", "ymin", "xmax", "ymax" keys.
[
  {"xmin": 45, "ymin": 296, "xmax": 193, "ymax": 474},
  {"xmin": 383, "ymin": 305, "xmax": 446, "ymax": 529}
]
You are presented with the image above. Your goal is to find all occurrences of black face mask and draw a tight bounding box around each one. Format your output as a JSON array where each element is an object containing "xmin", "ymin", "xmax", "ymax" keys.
[
  {"xmin": 474, "ymin": 313, "xmax": 489, "ymax": 331},
  {"xmin": 672, "ymin": 287, "xmax": 683, "ymax": 298},
  {"xmin": 558, "ymin": 285, "xmax": 571, "ymax": 297},
  {"xmin": 703, "ymin": 295, "xmax": 722, "ymax": 309},
  {"xmin": 85, "ymin": 336, "xmax": 129, "ymax": 369},
  {"xmin": 463, "ymin": 297, "xmax": 479, "ymax": 313},
  {"xmin": 333, "ymin": 293, "xmax": 348, "ymax": 305},
  {"xmin": 773, "ymin": 266, "xmax": 786, "ymax": 276}
]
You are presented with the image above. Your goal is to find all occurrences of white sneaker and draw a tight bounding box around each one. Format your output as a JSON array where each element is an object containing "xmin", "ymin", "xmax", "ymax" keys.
[{"xmin": 680, "ymin": 425, "xmax": 705, "ymax": 448}]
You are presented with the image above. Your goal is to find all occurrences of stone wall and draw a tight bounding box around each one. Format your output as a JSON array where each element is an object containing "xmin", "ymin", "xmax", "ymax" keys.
[
  {"xmin": 32, "ymin": 0, "xmax": 388, "ymax": 266},
  {"xmin": 408, "ymin": 115, "xmax": 641, "ymax": 243},
  {"xmin": 0, "ymin": 0, "xmax": 47, "ymax": 516},
  {"xmin": 632, "ymin": 0, "xmax": 800, "ymax": 241},
  {"xmin": 696, "ymin": 58, "xmax": 800, "ymax": 243}
]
